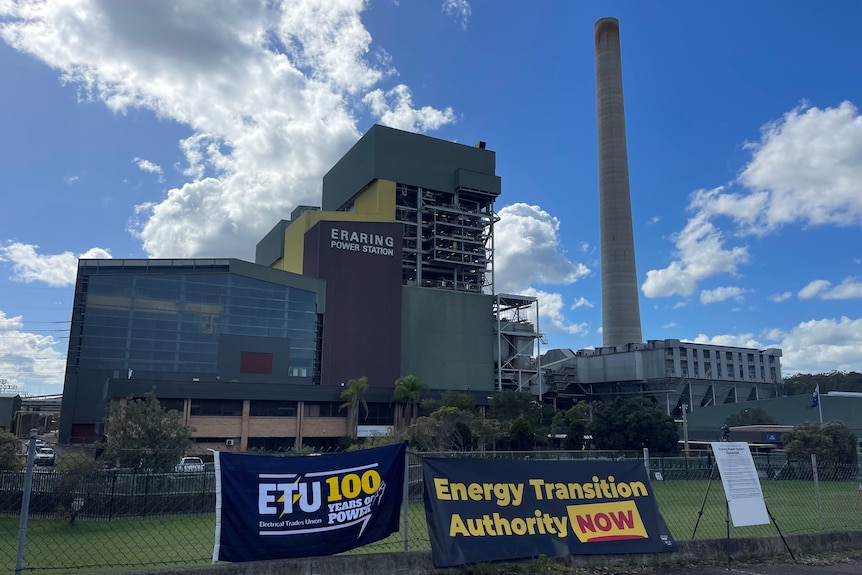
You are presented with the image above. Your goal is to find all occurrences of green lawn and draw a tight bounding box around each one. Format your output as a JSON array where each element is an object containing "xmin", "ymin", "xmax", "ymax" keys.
[{"xmin": 2, "ymin": 480, "xmax": 861, "ymax": 573}]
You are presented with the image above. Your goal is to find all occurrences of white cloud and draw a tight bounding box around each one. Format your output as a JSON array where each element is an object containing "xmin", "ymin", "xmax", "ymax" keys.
[
  {"xmin": 520, "ymin": 289, "xmax": 589, "ymax": 336},
  {"xmin": 0, "ymin": 311, "xmax": 66, "ymax": 391},
  {"xmin": 768, "ymin": 292, "xmax": 792, "ymax": 303},
  {"xmin": 645, "ymin": 101, "xmax": 862, "ymax": 297},
  {"xmin": 735, "ymin": 102, "xmax": 862, "ymax": 232},
  {"xmin": 494, "ymin": 203, "xmax": 590, "ymax": 293},
  {"xmin": 0, "ymin": 242, "xmax": 111, "ymax": 287},
  {"xmin": 362, "ymin": 84, "xmax": 455, "ymax": 132},
  {"xmin": 798, "ymin": 279, "xmax": 831, "ymax": 299},
  {"xmin": 663, "ymin": 322, "xmax": 677, "ymax": 328},
  {"xmin": 821, "ymin": 277, "xmax": 862, "ymax": 300},
  {"xmin": 133, "ymin": 157, "xmax": 165, "ymax": 182},
  {"xmin": 700, "ymin": 286, "xmax": 747, "ymax": 304},
  {"xmin": 689, "ymin": 333, "xmax": 763, "ymax": 349},
  {"xmin": 641, "ymin": 211, "xmax": 749, "ymax": 298},
  {"xmin": 0, "ymin": 0, "xmax": 455, "ymax": 260},
  {"xmin": 777, "ymin": 316, "xmax": 862, "ymax": 374},
  {"xmin": 442, "ymin": 0, "xmax": 471, "ymax": 31},
  {"xmin": 571, "ymin": 297, "xmax": 593, "ymax": 309},
  {"xmin": 647, "ymin": 216, "xmax": 660, "ymax": 225},
  {"xmin": 63, "ymin": 175, "xmax": 79, "ymax": 185}
]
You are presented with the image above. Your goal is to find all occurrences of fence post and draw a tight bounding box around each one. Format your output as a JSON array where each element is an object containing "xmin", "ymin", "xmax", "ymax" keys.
[
  {"xmin": 643, "ymin": 448, "xmax": 650, "ymax": 478},
  {"xmin": 402, "ymin": 451, "xmax": 410, "ymax": 552},
  {"xmin": 811, "ymin": 453, "xmax": 823, "ymax": 532},
  {"xmin": 15, "ymin": 429, "xmax": 38, "ymax": 575}
]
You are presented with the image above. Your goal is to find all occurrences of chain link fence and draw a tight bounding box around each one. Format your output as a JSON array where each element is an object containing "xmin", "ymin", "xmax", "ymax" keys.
[{"xmin": 2, "ymin": 447, "xmax": 861, "ymax": 573}]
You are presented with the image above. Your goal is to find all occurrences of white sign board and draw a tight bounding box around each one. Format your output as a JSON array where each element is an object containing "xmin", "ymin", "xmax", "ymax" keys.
[{"xmin": 710, "ymin": 442, "xmax": 770, "ymax": 527}]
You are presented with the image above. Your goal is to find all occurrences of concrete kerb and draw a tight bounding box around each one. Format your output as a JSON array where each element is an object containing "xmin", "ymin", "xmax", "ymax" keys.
[{"xmin": 135, "ymin": 532, "xmax": 862, "ymax": 575}]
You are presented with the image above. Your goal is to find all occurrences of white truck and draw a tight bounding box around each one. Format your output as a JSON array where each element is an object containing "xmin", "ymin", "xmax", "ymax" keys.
[{"xmin": 174, "ymin": 456, "xmax": 205, "ymax": 472}]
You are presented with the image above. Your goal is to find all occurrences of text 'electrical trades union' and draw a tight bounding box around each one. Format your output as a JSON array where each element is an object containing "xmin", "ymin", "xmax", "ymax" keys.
[{"xmin": 432, "ymin": 475, "xmax": 650, "ymax": 541}]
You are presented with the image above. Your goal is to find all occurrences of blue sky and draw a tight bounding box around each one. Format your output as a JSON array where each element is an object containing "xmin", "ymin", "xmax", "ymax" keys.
[{"xmin": 1, "ymin": 1, "xmax": 861, "ymax": 395}]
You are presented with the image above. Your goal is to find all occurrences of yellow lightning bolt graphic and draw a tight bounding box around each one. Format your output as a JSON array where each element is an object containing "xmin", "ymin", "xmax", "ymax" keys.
[{"xmin": 278, "ymin": 476, "xmax": 303, "ymax": 518}]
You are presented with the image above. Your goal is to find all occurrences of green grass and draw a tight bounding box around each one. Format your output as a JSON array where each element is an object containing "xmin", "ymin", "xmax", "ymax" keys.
[{"xmin": 3, "ymin": 480, "xmax": 862, "ymax": 573}]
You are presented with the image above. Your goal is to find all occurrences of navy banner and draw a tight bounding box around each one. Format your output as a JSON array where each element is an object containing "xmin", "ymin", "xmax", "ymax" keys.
[
  {"xmin": 422, "ymin": 457, "xmax": 675, "ymax": 567},
  {"xmin": 214, "ymin": 442, "xmax": 407, "ymax": 562}
]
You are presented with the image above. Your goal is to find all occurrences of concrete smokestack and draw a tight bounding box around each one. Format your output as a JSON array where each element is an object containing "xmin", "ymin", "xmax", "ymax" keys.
[{"xmin": 595, "ymin": 17, "xmax": 642, "ymax": 348}]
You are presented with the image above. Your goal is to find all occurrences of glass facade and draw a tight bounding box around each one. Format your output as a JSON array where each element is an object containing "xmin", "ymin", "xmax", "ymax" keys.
[{"xmin": 72, "ymin": 269, "xmax": 320, "ymax": 378}]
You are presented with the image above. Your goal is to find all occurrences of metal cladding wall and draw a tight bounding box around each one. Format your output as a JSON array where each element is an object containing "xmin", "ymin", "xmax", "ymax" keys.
[
  {"xmin": 595, "ymin": 17, "xmax": 643, "ymax": 348},
  {"xmin": 401, "ymin": 287, "xmax": 495, "ymax": 391},
  {"xmin": 303, "ymin": 220, "xmax": 404, "ymax": 388},
  {"xmin": 321, "ymin": 124, "xmax": 501, "ymax": 212}
]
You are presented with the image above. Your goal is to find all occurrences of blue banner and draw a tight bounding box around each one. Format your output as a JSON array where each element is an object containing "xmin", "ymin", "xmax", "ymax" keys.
[
  {"xmin": 423, "ymin": 457, "xmax": 675, "ymax": 567},
  {"xmin": 214, "ymin": 442, "xmax": 407, "ymax": 562}
]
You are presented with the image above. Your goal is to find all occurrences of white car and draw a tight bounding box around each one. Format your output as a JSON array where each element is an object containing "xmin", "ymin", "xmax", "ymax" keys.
[
  {"xmin": 34, "ymin": 448, "xmax": 55, "ymax": 466},
  {"xmin": 174, "ymin": 457, "xmax": 205, "ymax": 472}
]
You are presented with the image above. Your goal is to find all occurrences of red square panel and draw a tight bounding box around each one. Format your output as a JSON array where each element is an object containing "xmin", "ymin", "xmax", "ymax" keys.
[{"xmin": 240, "ymin": 351, "xmax": 273, "ymax": 374}]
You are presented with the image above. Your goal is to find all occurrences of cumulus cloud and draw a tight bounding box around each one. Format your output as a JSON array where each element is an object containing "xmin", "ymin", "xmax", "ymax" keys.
[
  {"xmin": 571, "ymin": 297, "xmax": 593, "ymax": 309},
  {"xmin": 133, "ymin": 157, "xmax": 165, "ymax": 182},
  {"xmin": 442, "ymin": 0, "xmax": 471, "ymax": 30},
  {"xmin": 798, "ymin": 277, "xmax": 862, "ymax": 300},
  {"xmin": 0, "ymin": 0, "xmax": 455, "ymax": 260},
  {"xmin": 63, "ymin": 175, "xmax": 79, "ymax": 185},
  {"xmin": 641, "ymin": 211, "xmax": 749, "ymax": 297},
  {"xmin": 798, "ymin": 279, "xmax": 831, "ymax": 300},
  {"xmin": 0, "ymin": 311, "xmax": 66, "ymax": 390},
  {"xmin": 494, "ymin": 203, "xmax": 590, "ymax": 293},
  {"xmin": 0, "ymin": 243, "xmax": 112, "ymax": 286},
  {"xmin": 519, "ymin": 288, "xmax": 589, "ymax": 336},
  {"xmin": 775, "ymin": 316, "xmax": 862, "ymax": 374},
  {"xmin": 644, "ymin": 101, "xmax": 862, "ymax": 298},
  {"xmin": 363, "ymin": 85, "xmax": 455, "ymax": 132},
  {"xmin": 700, "ymin": 286, "xmax": 747, "ymax": 304},
  {"xmin": 768, "ymin": 292, "xmax": 792, "ymax": 303},
  {"xmin": 689, "ymin": 333, "xmax": 763, "ymax": 349}
]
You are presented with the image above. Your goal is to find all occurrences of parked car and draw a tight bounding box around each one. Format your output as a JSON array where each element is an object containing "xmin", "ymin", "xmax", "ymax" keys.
[
  {"xmin": 174, "ymin": 457, "xmax": 205, "ymax": 472},
  {"xmin": 34, "ymin": 448, "xmax": 55, "ymax": 466},
  {"xmin": 34, "ymin": 439, "xmax": 46, "ymax": 449}
]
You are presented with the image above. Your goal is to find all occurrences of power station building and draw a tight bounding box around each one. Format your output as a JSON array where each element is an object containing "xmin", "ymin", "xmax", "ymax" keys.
[
  {"xmin": 59, "ymin": 125, "xmax": 541, "ymax": 448},
  {"xmin": 58, "ymin": 19, "xmax": 785, "ymax": 448}
]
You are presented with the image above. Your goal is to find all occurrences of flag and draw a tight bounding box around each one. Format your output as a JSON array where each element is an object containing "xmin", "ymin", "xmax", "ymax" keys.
[{"xmin": 811, "ymin": 385, "xmax": 820, "ymax": 407}]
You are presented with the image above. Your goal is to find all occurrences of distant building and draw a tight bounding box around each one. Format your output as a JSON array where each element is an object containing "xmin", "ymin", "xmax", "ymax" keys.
[{"xmin": 541, "ymin": 339, "xmax": 783, "ymax": 417}]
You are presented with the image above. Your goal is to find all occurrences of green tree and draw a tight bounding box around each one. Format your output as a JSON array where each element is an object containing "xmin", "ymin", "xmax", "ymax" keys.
[
  {"xmin": 724, "ymin": 407, "xmax": 778, "ymax": 427},
  {"xmin": 509, "ymin": 415, "xmax": 535, "ymax": 451},
  {"xmin": 392, "ymin": 374, "xmax": 427, "ymax": 432},
  {"xmin": 0, "ymin": 430, "xmax": 22, "ymax": 472},
  {"xmin": 407, "ymin": 392, "xmax": 502, "ymax": 451},
  {"xmin": 782, "ymin": 421, "xmax": 858, "ymax": 465},
  {"xmin": 340, "ymin": 376, "xmax": 369, "ymax": 439},
  {"xmin": 550, "ymin": 403, "xmax": 590, "ymax": 449},
  {"xmin": 99, "ymin": 392, "xmax": 194, "ymax": 472},
  {"xmin": 590, "ymin": 397, "xmax": 679, "ymax": 453},
  {"xmin": 783, "ymin": 371, "xmax": 862, "ymax": 396},
  {"xmin": 489, "ymin": 390, "xmax": 541, "ymax": 427}
]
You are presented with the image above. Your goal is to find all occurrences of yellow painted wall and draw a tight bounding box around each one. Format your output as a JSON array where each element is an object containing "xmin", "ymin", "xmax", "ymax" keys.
[{"xmin": 273, "ymin": 179, "xmax": 397, "ymax": 273}]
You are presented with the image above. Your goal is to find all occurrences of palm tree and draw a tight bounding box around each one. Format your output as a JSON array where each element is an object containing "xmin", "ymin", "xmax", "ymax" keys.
[
  {"xmin": 392, "ymin": 375, "xmax": 427, "ymax": 432},
  {"xmin": 340, "ymin": 376, "xmax": 369, "ymax": 439}
]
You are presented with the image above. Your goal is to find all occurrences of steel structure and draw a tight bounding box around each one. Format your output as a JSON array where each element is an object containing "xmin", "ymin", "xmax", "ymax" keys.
[{"xmin": 494, "ymin": 294, "xmax": 542, "ymax": 395}]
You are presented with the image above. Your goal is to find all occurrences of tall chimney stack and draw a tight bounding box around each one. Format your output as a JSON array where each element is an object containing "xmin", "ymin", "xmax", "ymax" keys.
[{"xmin": 595, "ymin": 17, "xmax": 642, "ymax": 348}]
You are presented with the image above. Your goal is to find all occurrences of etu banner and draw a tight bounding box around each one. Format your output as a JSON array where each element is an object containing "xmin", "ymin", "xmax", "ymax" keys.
[
  {"xmin": 213, "ymin": 442, "xmax": 407, "ymax": 562},
  {"xmin": 422, "ymin": 457, "xmax": 675, "ymax": 567}
]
